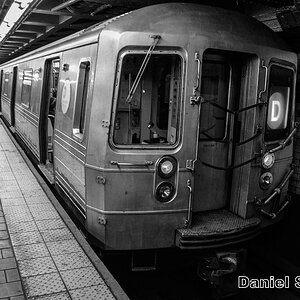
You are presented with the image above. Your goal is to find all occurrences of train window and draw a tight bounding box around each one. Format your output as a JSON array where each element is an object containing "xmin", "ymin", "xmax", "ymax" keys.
[
  {"xmin": 199, "ymin": 61, "xmax": 230, "ymax": 140},
  {"xmin": 21, "ymin": 68, "xmax": 33, "ymax": 107},
  {"xmin": 3, "ymin": 72, "xmax": 10, "ymax": 97},
  {"xmin": 265, "ymin": 64, "xmax": 294, "ymax": 142},
  {"xmin": 113, "ymin": 53, "xmax": 182, "ymax": 146},
  {"xmin": 73, "ymin": 61, "xmax": 90, "ymax": 137}
]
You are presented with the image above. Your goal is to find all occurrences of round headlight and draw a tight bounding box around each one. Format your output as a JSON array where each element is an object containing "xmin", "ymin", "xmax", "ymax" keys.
[
  {"xmin": 260, "ymin": 172, "xmax": 273, "ymax": 190},
  {"xmin": 262, "ymin": 153, "xmax": 275, "ymax": 169},
  {"xmin": 157, "ymin": 156, "xmax": 177, "ymax": 178},
  {"xmin": 161, "ymin": 160, "xmax": 173, "ymax": 175},
  {"xmin": 156, "ymin": 182, "xmax": 175, "ymax": 203}
]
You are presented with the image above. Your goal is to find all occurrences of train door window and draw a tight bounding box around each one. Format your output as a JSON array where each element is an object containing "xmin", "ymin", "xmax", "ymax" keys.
[
  {"xmin": 21, "ymin": 68, "xmax": 33, "ymax": 107},
  {"xmin": 48, "ymin": 59, "xmax": 60, "ymax": 127},
  {"xmin": 73, "ymin": 60, "xmax": 90, "ymax": 138},
  {"xmin": 113, "ymin": 53, "xmax": 182, "ymax": 146},
  {"xmin": 3, "ymin": 72, "xmax": 10, "ymax": 97},
  {"xmin": 265, "ymin": 64, "xmax": 294, "ymax": 142},
  {"xmin": 199, "ymin": 60, "xmax": 230, "ymax": 140}
]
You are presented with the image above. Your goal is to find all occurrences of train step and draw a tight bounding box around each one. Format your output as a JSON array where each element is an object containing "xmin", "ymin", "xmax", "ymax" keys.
[{"xmin": 176, "ymin": 209, "xmax": 261, "ymax": 250}]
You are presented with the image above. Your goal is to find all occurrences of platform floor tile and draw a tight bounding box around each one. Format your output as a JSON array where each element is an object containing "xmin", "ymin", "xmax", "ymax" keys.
[
  {"xmin": 69, "ymin": 285, "xmax": 116, "ymax": 300},
  {"xmin": 9, "ymin": 230, "xmax": 44, "ymax": 246},
  {"xmin": 40, "ymin": 228, "xmax": 74, "ymax": 242},
  {"xmin": 46, "ymin": 240, "xmax": 83, "ymax": 256},
  {"xmin": 52, "ymin": 252, "xmax": 92, "ymax": 271},
  {"xmin": 14, "ymin": 243, "xmax": 50, "ymax": 260},
  {"xmin": 6, "ymin": 220, "xmax": 39, "ymax": 234},
  {"xmin": 29, "ymin": 292, "xmax": 71, "ymax": 300},
  {"xmin": 35, "ymin": 218, "xmax": 66, "ymax": 231},
  {"xmin": 0, "ymin": 123, "xmax": 119, "ymax": 299},
  {"xmin": 23, "ymin": 273, "xmax": 66, "ymax": 298},
  {"xmin": 18, "ymin": 256, "xmax": 57, "ymax": 277},
  {"xmin": 1, "ymin": 197, "xmax": 27, "ymax": 207},
  {"xmin": 60, "ymin": 267, "xmax": 105, "ymax": 290}
]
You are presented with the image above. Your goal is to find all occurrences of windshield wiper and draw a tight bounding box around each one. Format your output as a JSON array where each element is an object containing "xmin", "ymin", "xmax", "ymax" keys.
[{"xmin": 125, "ymin": 35, "xmax": 161, "ymax": 104}]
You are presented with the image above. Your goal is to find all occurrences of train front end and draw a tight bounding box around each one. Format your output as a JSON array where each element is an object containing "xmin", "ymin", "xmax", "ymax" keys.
[{"xmin": 85, "ymin": 3, "xmax": 297, "ymax": 261}]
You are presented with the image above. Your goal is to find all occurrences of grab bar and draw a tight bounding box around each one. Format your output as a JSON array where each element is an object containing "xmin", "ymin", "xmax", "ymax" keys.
[
  {"xmin": 110, "ymin": 160, "xmax": 153, "ymax": 167},
  {"xmin": 268, "ymin": 122, "xmax": 298, "ymax": 154}
]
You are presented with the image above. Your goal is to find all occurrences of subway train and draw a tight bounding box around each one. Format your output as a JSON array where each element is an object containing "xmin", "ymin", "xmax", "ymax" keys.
[{"xmin": 0, "ymin": 2, "xmax": 298, "ymax": 281}]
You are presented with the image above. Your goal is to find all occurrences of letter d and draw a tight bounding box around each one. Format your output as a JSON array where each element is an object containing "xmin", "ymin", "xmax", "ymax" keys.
[
  {"xmin": 271, "ymin": 100, "xmax": 281, "ymax": 122},
  {"xmin": 238, "ymin": 276, "xmax": 249, "ymax": 288}
]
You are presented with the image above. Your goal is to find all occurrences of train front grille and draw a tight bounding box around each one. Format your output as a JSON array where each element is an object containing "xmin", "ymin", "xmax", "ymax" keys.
[{"xmin": 176, "ymin": 209, "xmax": 261, "ymax": 250}]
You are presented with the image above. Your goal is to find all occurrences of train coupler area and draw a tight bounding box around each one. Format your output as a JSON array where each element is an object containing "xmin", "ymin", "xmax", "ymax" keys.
[
  {"xmin": 131, "ymin": 250, "xmax": 157, "ymax": 272},
  {"xmin": 197, "ymin": 249, "xmax": 247, "ymax": 299}
]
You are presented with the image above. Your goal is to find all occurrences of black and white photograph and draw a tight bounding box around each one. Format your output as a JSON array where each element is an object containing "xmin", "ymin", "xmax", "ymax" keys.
[{"xmin": 1, "ymin": 1, "xmax": 300, "ymax": 299}]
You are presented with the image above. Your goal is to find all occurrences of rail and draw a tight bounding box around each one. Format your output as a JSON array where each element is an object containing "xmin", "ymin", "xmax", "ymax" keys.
[
  {"xmin": 110, "ymin": 160, "xmax": 153, "ymax": 167},
  {"xmin": 255, "ymin": 166, "xmax": 294, "ymax": 219}
]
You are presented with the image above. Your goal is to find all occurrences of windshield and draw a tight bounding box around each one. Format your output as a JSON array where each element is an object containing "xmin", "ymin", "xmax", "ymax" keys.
[{"xmin": 113, "ymin": 53, "xmax": 182, "ymax": 146}]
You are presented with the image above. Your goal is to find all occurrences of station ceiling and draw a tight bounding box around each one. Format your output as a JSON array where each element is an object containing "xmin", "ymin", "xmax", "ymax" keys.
[{"xmin": 0, "ymin": 0, "xmax": 300, "ymax": 63}]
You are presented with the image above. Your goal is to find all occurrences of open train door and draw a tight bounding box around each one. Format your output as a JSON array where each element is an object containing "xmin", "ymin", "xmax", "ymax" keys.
[
  {"xmin": 193, "ymin": 50, "xmax": 259, "ymax": 217},
  {"xmin": 0, "ymin": 70, "xmax": 3, "ymax": 113},
  {"xmin": 10, "ymin": 66, "xmax": 18, "ymax": 129},
  {"xmin": 38, "ymin": 57, "xmax": 60, "ymax": 183}
]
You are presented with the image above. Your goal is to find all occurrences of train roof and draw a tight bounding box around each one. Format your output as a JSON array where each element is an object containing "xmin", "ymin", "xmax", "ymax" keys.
[
  {"xmin": 0, "ymin": 3, "xmax": 292, "ymax": 67},
  {"xmin": 102, "ymin": 3, "xmax": 290, "ymax": 50}
]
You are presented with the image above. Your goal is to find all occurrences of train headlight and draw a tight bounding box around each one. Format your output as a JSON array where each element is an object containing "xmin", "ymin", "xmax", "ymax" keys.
[
  {"xmin": 157, "ymin": 156, "xmax": 177, "ymax": 178},
  {"xmin": 156, "ymin": 182, "xmax": 175, "ymax": 203},
  {"xmin": 262, "ymin": 153, "xmax": 275, "ymax": 169},
  {"xmin": 260, "ymin": 172, "xmax": 273, "ymax": 189}
]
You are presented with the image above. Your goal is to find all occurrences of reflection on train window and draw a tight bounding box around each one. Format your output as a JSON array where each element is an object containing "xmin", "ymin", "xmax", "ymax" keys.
[
  {"xmin": 21, "ymin": 69, "xmax": 33, "ymax": 107},
  {"xmin": 113, "ymin": 54, "xmax": 182, "ymax": 146},
  {"xmin": 73, "ymin": 61, "xmax": 90, "ymax": 137},
  {"xmin": 3, "ymin": 72, "xmax": 10, "ymax": 97},
  {"xmin": 51, "ymin": 59, "xmax": 60, "ymax": 95},
  {"xmin": 199, "ymin": 61, "xmax": 230, "ymax": 140},
  {"xmin": 265, "ymin": 64, "xmax": 294, "ymax": 142}
]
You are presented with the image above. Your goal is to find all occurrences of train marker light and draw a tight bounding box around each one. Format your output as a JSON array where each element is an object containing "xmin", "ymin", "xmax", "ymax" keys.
[
  {"xmin": 260, "ymin": 172, "xmax": 273, "ymax": 189},
  {"xmin": 157, "ymin": 156, "xmax": 177, "ymax": 178},
  {"xmin": 262, "ymin": 153, "xmax": 275, "ymax": 169},
  {"xmin": 156, "ymin": 182, "xmax": 175, "ymax": 203}
]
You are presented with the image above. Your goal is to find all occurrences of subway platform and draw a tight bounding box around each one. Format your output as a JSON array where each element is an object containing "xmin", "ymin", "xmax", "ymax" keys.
[{"xmin": 0, "ymin": 121, "xmax": 129, "ymax": 300}]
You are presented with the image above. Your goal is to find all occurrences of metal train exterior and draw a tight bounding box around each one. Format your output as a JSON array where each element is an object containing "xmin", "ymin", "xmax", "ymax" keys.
[{"xmin": 0, "ymin": 3, "xmax": 297, "ymax": 254}]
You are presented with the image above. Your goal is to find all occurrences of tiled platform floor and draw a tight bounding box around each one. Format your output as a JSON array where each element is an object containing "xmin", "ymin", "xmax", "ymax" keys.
[{"xmin": 0, "ymin": 123, "xmax": 127, "ymax": 300}]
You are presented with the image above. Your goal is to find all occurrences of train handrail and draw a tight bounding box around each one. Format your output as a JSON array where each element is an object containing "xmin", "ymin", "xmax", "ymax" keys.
[
  {"xmin": 255, "ymin": 166, "xmax": 294, "ymax": 207},
  {"xmin": 185, "ymin": 179, "xmax": 193, "ymax": 227},
  {"xmin": 110, "ymin": 160, "xmax": 154, "ymax": 167},
  {"xmin": 267, "ymin": 122, "xmax": 299, "ymax": 154},
  {"xmin": 190, "ymin": 52, "xmax": 202, "ymax": 105},
  {"xmin": 255, "ymin": 166, "xmax": 294, "ymax": 219},
  {"xmin": 258, "ymin": 59, "xmax": 268, "ymax": 102},
  {"xmin": 259, "ymin": 197, "xmax": 291, "ymax": 219}
]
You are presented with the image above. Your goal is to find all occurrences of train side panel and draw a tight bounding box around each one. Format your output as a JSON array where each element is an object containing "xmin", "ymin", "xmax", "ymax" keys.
[
  {"xmin": 14, "ymin": 59, "xmax": 44, "ymax": 159},
  {"xmin": 54, "ymin": 43, "xmax": 97, "ymax": 216},
  {"xmin": 1, "ymin": 67, "xmax": 13, "ymax": 125}
]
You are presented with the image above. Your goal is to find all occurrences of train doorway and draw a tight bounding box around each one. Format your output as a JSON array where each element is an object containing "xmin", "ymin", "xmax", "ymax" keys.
[
  {"xmin": 193, "ymin": 51, "xmax": 257, "ymax": 213},
  {"xmin": 0, "ymin": 70, "xmax": 3, "ymax": 113},
  {"xmin": 39, "ymin": 57, "xmax": 60, "ymax": 182},
  {"xmin": 10, "ymin": 66, "xmax": 18, "ymax": 129}
]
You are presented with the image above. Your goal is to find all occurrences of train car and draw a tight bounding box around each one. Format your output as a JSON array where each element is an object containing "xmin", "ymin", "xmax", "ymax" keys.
[{"xmin": 0, "ymin": 2, "xmax": 297, "ymax": 291}]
